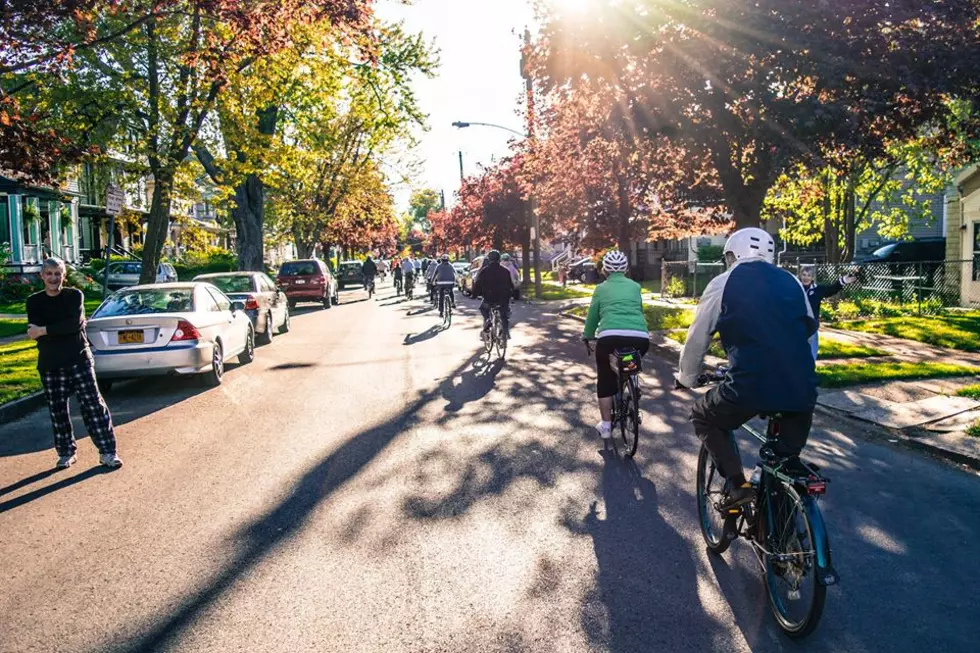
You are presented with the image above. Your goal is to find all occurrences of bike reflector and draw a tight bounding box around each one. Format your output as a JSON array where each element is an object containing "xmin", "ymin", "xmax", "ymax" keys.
[{"xmin": 806, "ymin": 479, "xmax": 827, "ymax": 495}]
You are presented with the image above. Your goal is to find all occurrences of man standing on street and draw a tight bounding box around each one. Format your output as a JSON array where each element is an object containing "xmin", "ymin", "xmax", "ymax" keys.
[{"xmin": 26, "ymin": 259, "xmax": 122, "ymax": 470}]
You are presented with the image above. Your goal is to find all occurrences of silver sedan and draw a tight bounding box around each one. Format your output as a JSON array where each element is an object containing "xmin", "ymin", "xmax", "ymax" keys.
[{"xmin": 87, "ymin": 282, "xmax": 255, "ymax": 390}]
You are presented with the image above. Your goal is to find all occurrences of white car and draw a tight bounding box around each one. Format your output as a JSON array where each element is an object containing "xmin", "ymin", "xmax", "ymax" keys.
[
  {"xmin": 104, "ymin": 261, "xmax": 178, "ymax": 291},
  {"xmin": 87, "ymin": 282, "xmax": 255, "ymax": 390}
]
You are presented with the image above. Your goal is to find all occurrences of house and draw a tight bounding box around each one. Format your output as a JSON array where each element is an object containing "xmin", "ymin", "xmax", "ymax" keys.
[
  {"xmin": 944, "ymin": 167, "xmax": 980, "ymax": 307},
  {"xmin": 0, "ymin": 172, "xmax": 83, "ymax": 273}
]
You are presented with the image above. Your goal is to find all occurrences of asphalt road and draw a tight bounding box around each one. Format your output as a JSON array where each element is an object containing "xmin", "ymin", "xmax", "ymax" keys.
[{"xmin": 1, "ymin": 279, "xmax": 978, "ymax": 653}]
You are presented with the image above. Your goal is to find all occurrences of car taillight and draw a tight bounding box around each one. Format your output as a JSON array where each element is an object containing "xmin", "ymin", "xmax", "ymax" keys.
[
  {"xmin": 172, "ymin": 319, "xmax": 202, "ymax": 341},
  {"xmin": 312, "ymin": 275, "xmax": 325, "ymax": 284},
  {"xmin": 244, "ymin": 295, "xmax": 260, "ymax": 310}
]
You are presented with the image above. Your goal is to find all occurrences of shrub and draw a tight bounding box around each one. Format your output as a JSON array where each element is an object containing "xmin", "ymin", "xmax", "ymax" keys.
[
  {"xmin": 697, "ymin": 244, "xmax": 724, "ymax": 262},
  {"xmin": 662, "ymin": 275, "xmax": 686, "ymax": 298},
  {"xmin": 0, "ymin": 276, "xmax": 43, "ymax": 302}
]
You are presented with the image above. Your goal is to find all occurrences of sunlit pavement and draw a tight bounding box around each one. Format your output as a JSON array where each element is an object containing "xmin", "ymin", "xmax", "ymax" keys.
[{"xmin": 1, "ymin": 279, "xmax": 977, "ymax": 653}]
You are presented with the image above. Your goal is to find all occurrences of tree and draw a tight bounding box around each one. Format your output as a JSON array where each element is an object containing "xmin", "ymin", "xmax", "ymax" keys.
[
  {"xmin": 408, "ymin": 188, "xmax": 441, "ymax": 232},
  {"xmin": 3, "ymin": 0, "xmax": 373, "ymax": 283},
  {"xmin": 534, "ymin": 0, "xmax": 980, "ymax": 229}
]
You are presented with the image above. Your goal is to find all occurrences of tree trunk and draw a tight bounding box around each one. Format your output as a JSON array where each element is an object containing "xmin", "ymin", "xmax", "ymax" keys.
[
  {"xmin": 521, "ymin": 201, "xmax": 531, "ymax": 290},
  {"xmin": 841, "ymin": 182, "xmax": 856, "ymax": 263},
  {"xmin": 232, "ymin": 173, "xmax": 265, "ymax": 270},
  {"xmin": 140, "ymin": 170, "xmax": 174, "ymax": 284}
]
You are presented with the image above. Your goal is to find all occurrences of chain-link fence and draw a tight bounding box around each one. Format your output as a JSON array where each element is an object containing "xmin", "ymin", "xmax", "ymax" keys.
[{"xmin": 661, "ymin": 259, "xmax": 980, "ymax": 319}]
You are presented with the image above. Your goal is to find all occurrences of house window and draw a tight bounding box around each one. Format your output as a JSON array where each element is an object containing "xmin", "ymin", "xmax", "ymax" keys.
[{"xmin": 0, "ymin": 197, "xmax": 9, "ymax": 248}]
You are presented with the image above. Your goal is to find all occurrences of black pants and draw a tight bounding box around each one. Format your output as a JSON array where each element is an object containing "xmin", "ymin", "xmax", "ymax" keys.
[
  {"xmin": 595, "ymin": 336, "xmax": 649, "ymax": 398},
  {"xmin": 691, "ymin": 386, "xmax": 813, "ymax": 483},
  {"xmin": 480, "ymin": 299, "xmax": 510, "ymax": 335}
]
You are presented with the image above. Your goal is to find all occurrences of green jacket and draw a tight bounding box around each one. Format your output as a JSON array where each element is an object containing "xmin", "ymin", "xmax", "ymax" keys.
[{"xmin": 582, "ymin": 273, "xmax": 649, "ymax": 339}]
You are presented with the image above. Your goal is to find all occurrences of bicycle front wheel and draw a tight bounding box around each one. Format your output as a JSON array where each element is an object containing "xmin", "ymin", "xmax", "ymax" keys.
[
  {"xmin": 620, "ymin": 377, "xmax": 640, "ymax": 457},
  {"xmin": 696, "ymin": 444, "xmax": 735, "ymax": 554},
  {"xmin": 761, "ymin": 482, "xmax": 826, "ymax": 638}
]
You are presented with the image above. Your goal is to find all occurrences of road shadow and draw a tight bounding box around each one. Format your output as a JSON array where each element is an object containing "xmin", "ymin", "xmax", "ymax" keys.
[
  {"xmin": 407, "ymin": 305, "xmax": 436, "ymax": 316},
  {"xmin": 0, "ymin": 465, "xmax": 113, "ymax": 514},
  {"xmin": 403, "ymin": 325, "xmax": 442, "ymax": 346},
  {"xmin": 269, "ymin": 362, "xmax": 318, "ymax": 371},
  {"xmin": 0, "ymin": 467, "xmax": 59, "ymax": 498},
  {"xmin": 0, "ymin": 375, "xmax": 209, "ymax": 457},
  {"xmin": 579, "ymin": 451, "xmax": 726, "ymax": 652},
  {"xmin": 438, "ymin": 356, "xmax": 505, "ymax": 413}
]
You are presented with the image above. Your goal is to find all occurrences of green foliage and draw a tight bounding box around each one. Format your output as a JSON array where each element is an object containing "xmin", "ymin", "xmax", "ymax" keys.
[
  {"xmin": 0, "ymin": 276, "xmax": 42, "ymax": 303},
  {"xmin": 662, "ymin": 275, "xmax": 686, "ymax": 298},
  {"xmin": 817, "ymin": 339, "xmax": 888, "ymax": 359},
  {"xmin": 0, "ymin": 340, "xmax": 41, "ymax": 405},
  {"xmin": 697, "ymin": 244, "xmax": 724, "ymax": 262},
  {"xmin": 0, "ymin": 318, "xmax": 26, "ymax": 338},
  {"xmin": 821, "ymin": 296, "xmax": 947, "ymax": 322},
  {"xmin": 956, "ymin": 385, "xmax": 980, "ymax": 400},
  {"xmin": 409, "ymin": 188, "xmax": 441, "ymax": 231},
  {"xmin": 173, "ymin": 249, "xmax": 237, "ymax": 280},
  {"xmin": 539, "ymin": 285, "xmax": 592, "ymax": 301},
  {"xmin": 835, "ymin": 313, "xmax": 980, "ymax": 352},
  {"xmin": 967, "ymin": 422, "xmax": 980, "ymax": 438},
  {"xmin": 666, "ymin": 329, "xmax": 726, "ymax": 358},
  {"xmin": 816, "ymin": 362, "xmax": 980, "ymax": 388}
]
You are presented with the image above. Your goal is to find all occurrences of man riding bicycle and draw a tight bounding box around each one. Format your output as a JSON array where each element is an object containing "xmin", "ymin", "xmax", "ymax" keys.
[
  {"xmin": 393, "ymin": 260, "xmax": 404, "ymax": 294},
  {"xmin": 582, "ymin": 250, "xmax": 649, "ymax": 440},
  {"xmin": 676, "ymin": 227, "xmax": 818, "ymax": 510},
  {"xmin": 472, "ymin": 250, "xmax": 514, "ymax": 340},
  {"xmin": 425, "ymin": 257, "xmax": 439, "ymax": 303},
  {"xmin": 431, "ymin": 255, "xmax": 458, "ymax": 317},
  {"xmin": 361, "ymin": 255, "xmax": 378, "ymax": 294},
  {"xmin": 401, "ymin": 256, "xmax": 417, "ymax": 296}
]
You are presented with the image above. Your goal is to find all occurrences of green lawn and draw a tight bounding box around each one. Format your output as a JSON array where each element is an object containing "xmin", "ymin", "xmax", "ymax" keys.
[
  {"xmin": 0, "ymin": 318, "xmax": 27, "ymax": 339},
  {"xmin": 0, "ymin": 297, "xmax": 104, "ymax": 316},
  {"xmin": 967, "ymin": 422, "xmax": 980, "ymax": 438},
  {"xmin": 0, "ymin": 340, "xmax": 41, "ymax": 404},
  {"xmin": 663, "ymin": 330, "xmax": 886, "ymax": 360},
  {"xmin": 956, "ymin": 384, "xmax": 980, "ymax": 400},
  {"xmin": 816, "ymin": 362, "xmax": 980, "ymax": 388},
  {"xmin": 834, "ymin": 312, "xmax": 980, "ymax": 352},
  {"xmin": 538, "ymin": 284, "xmax": 593, "ymax": 301},
  {"xmin": 566, "ymin": 303, "xmax": 695, "ymax": 332}
]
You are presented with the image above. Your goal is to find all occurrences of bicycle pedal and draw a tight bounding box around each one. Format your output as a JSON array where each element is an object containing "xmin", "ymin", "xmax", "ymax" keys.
[{"xmin": 787, "ymin": 589, "xmax": 801, "ymax": 601}]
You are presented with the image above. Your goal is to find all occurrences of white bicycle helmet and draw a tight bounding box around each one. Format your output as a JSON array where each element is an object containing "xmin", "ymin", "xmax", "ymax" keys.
[
  {"xmin": 723, "ymin": 227, "xmax": 775, "ymax": 263},
  {"xmin": 603, "ymin": 250, "xmax": 629, "ymax": 273}
]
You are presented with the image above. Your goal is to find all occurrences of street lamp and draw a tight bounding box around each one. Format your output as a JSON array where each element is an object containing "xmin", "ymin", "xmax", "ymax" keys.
[{"xmin": 451, "ymin": 121, "xmax": 526, "ymax": 138}]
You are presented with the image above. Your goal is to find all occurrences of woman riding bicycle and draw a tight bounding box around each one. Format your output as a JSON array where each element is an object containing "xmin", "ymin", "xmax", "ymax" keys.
[{"xmin": 582, "ymin": 250, "xmax": 649, "ymax": 440}]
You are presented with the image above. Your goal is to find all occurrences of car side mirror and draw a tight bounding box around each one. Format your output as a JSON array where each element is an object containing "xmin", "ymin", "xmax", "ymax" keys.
[{"xmin": 230, "ymin": 300, "xmax": 246, "ymax": 313}]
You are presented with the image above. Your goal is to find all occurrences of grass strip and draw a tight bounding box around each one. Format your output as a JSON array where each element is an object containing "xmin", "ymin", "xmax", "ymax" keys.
[
  {"xmin": 834, "ymin": 313, "xmax": 980, "ymax": 353},
  {"xmin": 0, "ymin": 340, "xmax": 41, "ymax": 405},
  {"xmin": 0, "ymin": 318, "xmax": 27, "ymax": 339},
  {"xmin": 816, "ymin": 362, "xmax": 980, "ymax": 388}
]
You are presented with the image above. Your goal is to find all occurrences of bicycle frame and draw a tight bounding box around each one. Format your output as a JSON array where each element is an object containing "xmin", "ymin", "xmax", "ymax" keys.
[{"xmin": 733, "ymin": 420, "xmax": 838, "ymax": 587}]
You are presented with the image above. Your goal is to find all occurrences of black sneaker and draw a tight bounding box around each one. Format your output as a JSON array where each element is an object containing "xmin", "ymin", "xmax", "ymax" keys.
[{"xmin": 720, "ymin": 483, "xmax": 755, "ymax": 512}]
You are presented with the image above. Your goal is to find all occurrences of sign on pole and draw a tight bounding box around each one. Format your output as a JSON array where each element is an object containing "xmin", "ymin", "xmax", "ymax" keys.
[{"xmin": 105, "ymin": 184, "xmax": 124, "ymax": 216}]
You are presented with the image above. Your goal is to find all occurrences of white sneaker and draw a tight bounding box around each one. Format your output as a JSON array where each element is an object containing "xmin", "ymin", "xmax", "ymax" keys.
[
  {"xmin": 99, "ymin": 453, "xmax": 123, "ymax": 469},
  {"xmin": 595, "ymin": 421, "xmax": 612, "ymax": 440},
  {"xmin": 55, "ymin": 454, "xmax": 77, "ymax": 470}
]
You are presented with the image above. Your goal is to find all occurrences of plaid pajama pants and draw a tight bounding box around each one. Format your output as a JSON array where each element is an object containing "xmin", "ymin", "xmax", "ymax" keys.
[{"xmin": 40, "ymin": 361, "xmax": 116, "ymax": 457}]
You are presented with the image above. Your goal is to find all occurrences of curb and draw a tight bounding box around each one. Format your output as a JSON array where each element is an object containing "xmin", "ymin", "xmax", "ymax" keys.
[
  {"xmin": 0, "ymin": 391, "xmax": 45, "ymax": 425},
  {"xmin": 560, "ymin": 310, "xmax": 980, "ymax": 470}
]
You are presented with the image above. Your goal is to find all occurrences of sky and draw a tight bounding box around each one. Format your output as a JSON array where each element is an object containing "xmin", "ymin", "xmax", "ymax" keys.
[{"xmin": 375, "ymin": 0, "xmax": 538, "ymax": 212}]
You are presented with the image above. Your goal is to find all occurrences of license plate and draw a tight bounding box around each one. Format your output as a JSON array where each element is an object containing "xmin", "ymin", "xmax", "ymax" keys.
[
  {"xmin": 295, "ymin": 279, "xmax": 307, "ymax": 284},
  {"xmin": 118, "ymin": 330, "xmax": 144, "ymax": 344}
]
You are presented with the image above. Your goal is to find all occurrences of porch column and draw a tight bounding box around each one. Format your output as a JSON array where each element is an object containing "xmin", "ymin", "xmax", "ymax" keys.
[
  {"xmin": 70, "ymin": 200, "xmax": 80, "ymax": 263},
  {"xmin": 8, "ymin": 194, "xmax": 23, "ymax": 263},
  {"xmin": 49, "ymin": 200, "xmax": 62, "ymax": 258}
]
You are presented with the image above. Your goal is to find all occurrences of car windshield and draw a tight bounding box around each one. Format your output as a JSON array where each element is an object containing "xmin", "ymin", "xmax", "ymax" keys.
[
  {"xmin": 340, "ymin": 263, "xmax": 360, "ymax": 273},
  {"xmin": 110, "ymin": 262, "xmax": 142, "ymax": 275},
  {"xmin": 279, "ymin": 261, "xmax": 318, "ymax": 276},
  {"xmin": 205, "ymin": 276, "xmax": 255, "ymax": 293},
  {"xmin": 872, "ymin": 244, "xmax": 898, "ymax": 258},
  {"xmin": 94, "ymin": 289, "xmax": 194, "ymax": 317}
]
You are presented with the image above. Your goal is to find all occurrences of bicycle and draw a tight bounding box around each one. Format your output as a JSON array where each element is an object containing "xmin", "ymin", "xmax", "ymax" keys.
[
  {"xmin": 366, "ymin": 277, "xmax": 376, "ymax": 299},
  {"xmin": 405, "ymin": 275, "xmax": 415, "ymax": 300},
  {"xmin": 482, "ymin": 303, "xmax": 507, "ymax": 359},
  {"xmin": 438, "ymin": 287, "xmax": 454, "ymax": 328},
  {"xmin": 394, "ymin": 276, "xmax": 403, "ymax": 296},
  {"xmin": 585, "ymin": 339, "xmax": 642, "ymax": 457},
  {"xmin": 693, "ymin": 369, "xmax": 837, "ymax": 638}
]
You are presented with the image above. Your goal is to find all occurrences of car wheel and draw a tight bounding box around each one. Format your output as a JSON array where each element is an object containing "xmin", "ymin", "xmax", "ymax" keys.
[
  {"xmin": 323, "ymin": 293, "xmax": 332, "ymax": 309},
  {"xmin": 238, "ymin": 327, "xmax": 255, "ymax": 364},
  {"xmin": 288, "ymin": 299, "xmax": 297, "ymax": 310},
  {"xmin": 97, "ymin": 378, "xmax": 113, "ymax": 394},
  {"xmin": 257, "ymin": 312, "xmax": 274, "ymax": 345},
  {"xmin": 332, "ymin": 288, "xmax": 340, "ymax": 306},
  {"xmin": 204, "ymin": 341, "xmax": 224, "ymax": 387},
  {"xmin": 279, "ymin": 308, "xmax": 291, "ymax": 334}
]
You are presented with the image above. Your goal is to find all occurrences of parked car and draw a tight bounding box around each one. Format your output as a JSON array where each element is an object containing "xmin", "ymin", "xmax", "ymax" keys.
[
  {"xmin": 336, "ymin": 261, "xmax": 364, "ymax": 290},
  {"xmin": 460, "ymin": 256, "xmax": 485, "ymax": 296},
  {"xmin": 88, "ymin": 283, "xmax": 254, "ymax": 390},
  {"xmin": 861, "ymin": 238, "xmax": 947, "ymax": 264},
  {"xmin": 193, "ymin": 271, "xmax": 289, "ymax": 345},
  {"xmin": 276, "ymin": 259, "xmax": 339, "ymax": 309},
  {"xmin": 104, "ymin": 260, "xmax": 178, "ymax": 291},
  {"xmin": 567, "ymin": 258, "xmax": 599, "ymax": 284},
  {"xmin": 452, "ymin": 262, "xmax": 469, "ymax": 291}
]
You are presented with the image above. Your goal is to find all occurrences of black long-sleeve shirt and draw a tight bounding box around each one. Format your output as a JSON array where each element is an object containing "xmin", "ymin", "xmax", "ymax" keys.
[
  {"xmin": 803, "ymin": 279, "xmax": 845, "ymax": 324},
  {"xmin": 25, "ymin": 288, "xmax": 92, "ymax": 371}
]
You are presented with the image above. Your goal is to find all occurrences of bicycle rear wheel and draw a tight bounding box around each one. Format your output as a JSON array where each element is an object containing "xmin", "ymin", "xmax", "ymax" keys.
[
  {"xmin": 696, "ymin": 444, "xmax": 735, "ymax": 554},
  {"xmin": 761, "ymin": 481, "xmax": 826, "ymax": 638},
  {"xmin": 619, "ymin": 377, "xmax": 640, "ymax": 457}
]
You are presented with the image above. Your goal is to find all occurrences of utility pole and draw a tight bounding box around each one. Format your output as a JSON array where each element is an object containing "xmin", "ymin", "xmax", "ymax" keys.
[
  {"xmin": 522, "ymin": 27, "xmax": 542, "ymax": 299},
  {"xmin": 458, "ymin": 150, "xmax": 464, "ymax": 182}
]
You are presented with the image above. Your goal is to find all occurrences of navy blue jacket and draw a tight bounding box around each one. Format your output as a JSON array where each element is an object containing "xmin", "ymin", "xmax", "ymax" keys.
[
  {"xmin": 803, "ymin": 280, "xmax": 844, "ymax": 324},
  {"xmin": 678, "ymin": 260, "xmax": 818, "ymax": 412}
]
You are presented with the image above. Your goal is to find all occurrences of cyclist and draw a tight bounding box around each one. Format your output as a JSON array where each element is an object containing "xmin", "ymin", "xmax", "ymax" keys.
[
  {"xmin": 401, "ymin": 256, "xmax": 417, "ymax": 297},
  {"xmin": 501, "ymin": 253, "xmax": 521, "ymax": 300},
  {"xmin": 431, "ymin": 254, "xmax": 458, "ymax": 317},
  {"xmin": 472, "ymin": 250, "xmax": 514, "ymax": 341},
  {"xmin": 393, "ymin": 259, "xmax": 404, "ymax": 295},
  {"xmin": 425, "ymin": 257, "xmax": 439, "ymax": 304},
  {"xmin": 361, "ymin": 255, "xmax": 378, "ymax": 294},
  {"xmin": 581, "ymin": 250, "xmax": 649, "ymax": 440},
  {"xmin": 799, "ymin": 264, "xmax": 857, "ymax": 359},
  {"xmin": 676, "ymin": 227, "xmax": 818, "ymax": 510},
  {"xmin": 377, "ymin": 258, "xmax": 389, "ymax": 281}
]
